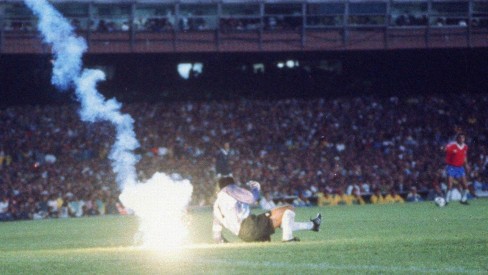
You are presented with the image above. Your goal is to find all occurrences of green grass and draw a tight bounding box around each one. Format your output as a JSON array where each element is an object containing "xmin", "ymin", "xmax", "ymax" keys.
[{"xmin": 0, "ymin": 200, "xmax": 487, "ymax": 274}]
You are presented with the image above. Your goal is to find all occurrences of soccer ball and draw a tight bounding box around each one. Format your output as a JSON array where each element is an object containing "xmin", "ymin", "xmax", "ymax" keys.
[{"xmin": 434, "ymin": 196, "xmax": 446, "ymax": 207}]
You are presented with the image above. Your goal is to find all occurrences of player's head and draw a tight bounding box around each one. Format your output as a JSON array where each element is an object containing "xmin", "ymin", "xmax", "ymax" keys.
[
  {"xmin": 218, "ymin": 176, "xmax": 235, "ymax": 189},
  {"xmin": 456, "ymin": 133, "xmax": 465, "ymax": 144}
]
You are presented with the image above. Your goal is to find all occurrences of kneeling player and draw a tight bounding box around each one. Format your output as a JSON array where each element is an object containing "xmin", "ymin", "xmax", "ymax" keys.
[{"xmin": 212, "ymin": 177, "xmax": 321, "ymax": 243}]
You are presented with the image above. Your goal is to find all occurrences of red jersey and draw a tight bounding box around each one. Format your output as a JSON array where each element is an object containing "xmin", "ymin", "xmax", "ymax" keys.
[{"xmin": 445, "ymin": 142, "xmax": 468, "ymax": 167}]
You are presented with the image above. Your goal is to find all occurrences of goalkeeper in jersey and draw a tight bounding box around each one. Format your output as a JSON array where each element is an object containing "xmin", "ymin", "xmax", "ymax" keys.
[{"xmin": 212, "ymin": 177, "xmax": 322, "ymax": 243}]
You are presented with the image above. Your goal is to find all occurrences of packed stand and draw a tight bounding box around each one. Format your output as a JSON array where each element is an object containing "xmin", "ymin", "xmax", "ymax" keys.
[{"xmin": 1, "ymin": 94, "xmax": 488, "ymax": 221}]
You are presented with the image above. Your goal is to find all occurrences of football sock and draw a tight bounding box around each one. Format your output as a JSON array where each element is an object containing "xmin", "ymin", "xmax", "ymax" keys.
[
  {"xmin": 445, "ymin": 190, "xmax": 452, "ymax": 203},
  {"xmin": 281, "ymin": 209, "xmax": 314, "ymax": 241},
  {"xmin": 293, "ymin": 222, "xmax": 314, "ymax": 231},
  {"xmin": 461, "ymin": 189, "xmax": 468, "ymax": 202},
  {"xmin": 281, "ymin": 209, "xmax": 294, "ymax": 241}
]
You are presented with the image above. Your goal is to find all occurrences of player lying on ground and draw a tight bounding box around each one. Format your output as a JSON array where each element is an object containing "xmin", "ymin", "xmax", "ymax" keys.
[{"xmin": 212, "ymin": 176, "xmax": 321, "ymax": 243}]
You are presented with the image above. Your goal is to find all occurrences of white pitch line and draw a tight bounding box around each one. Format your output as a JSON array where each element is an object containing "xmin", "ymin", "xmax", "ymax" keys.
[{"xmin": 192, "ymin": 259, "xmax": 485, "ymax": 274}]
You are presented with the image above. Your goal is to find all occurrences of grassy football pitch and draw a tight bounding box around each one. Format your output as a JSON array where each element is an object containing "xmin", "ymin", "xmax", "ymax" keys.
[{"xmin": 0, "ymin": 200, "xmax": 487, "ymax": 274}]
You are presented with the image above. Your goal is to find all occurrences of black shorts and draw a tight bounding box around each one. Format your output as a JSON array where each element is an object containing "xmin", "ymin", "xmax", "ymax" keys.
[{"xmin": 238, "ymin": 212, "xmax": 275, "ymax": 242}]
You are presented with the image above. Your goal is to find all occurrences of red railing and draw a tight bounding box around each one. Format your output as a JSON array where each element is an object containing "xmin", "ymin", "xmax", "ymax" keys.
[{"xmin": 1, "ymin": 26, "xmax": 486, "ymax": 54}]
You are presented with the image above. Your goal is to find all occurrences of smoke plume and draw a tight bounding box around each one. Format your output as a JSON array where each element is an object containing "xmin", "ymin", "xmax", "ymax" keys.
[
  {"xmin": 24, "ymin": 0, "xmax": 139, "ymax": 190},
  {"xmin": 25, "ymin": 0, "xmax": 193, "ymax": 248}
]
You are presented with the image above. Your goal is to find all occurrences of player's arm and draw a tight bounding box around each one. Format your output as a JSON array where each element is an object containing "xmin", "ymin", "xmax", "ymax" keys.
[
  {"xmin": 440, "ymin": 141, "xmax": 450, "ymax": 151},
  {"xmin": 247, "ymin": 181, "xmax": 261, "ymax": 203}
]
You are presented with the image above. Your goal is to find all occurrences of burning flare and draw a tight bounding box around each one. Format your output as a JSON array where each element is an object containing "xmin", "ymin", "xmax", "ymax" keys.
[{"xmin": 120, "ymin": 173, "xmax": 193, "ymax": 249}]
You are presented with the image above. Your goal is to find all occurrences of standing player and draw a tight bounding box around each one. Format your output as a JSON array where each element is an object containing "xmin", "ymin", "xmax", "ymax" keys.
[
  {"xmin": 212, "ymin": 177, "xmax": 321, "ymax": 243},
  {"xmin": 215, "ymin": 142, "xmax": 232, "ymax": 178},
  {"xmin": 444, "ymin": 133, "xmax": 470, "ymax": 205}
]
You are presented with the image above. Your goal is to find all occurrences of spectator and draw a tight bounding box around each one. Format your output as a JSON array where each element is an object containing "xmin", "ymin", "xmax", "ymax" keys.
[
  {"xmin": 59, "ymin": 198, "xmax": 69, "ymax": 219},
  {"xmin": 259, "ymin": 192, "xmax": 277, "ymax": 211},
  {"xmin": 316, "ymin": 188, "xmax": 334, "ymax": 207},
  {"xmin": 215, "ymin": 142, "xmax": 232, "ymax": 178},
  {"xmin": 332, "ymin": 189, "xmax": 354, "ymax": 206},
  {"xmin": 370, "ymin": 188, "xmax": 385, "ymax": 204},
  {"xmin": 105, "ymin": 197, "xmax": 119, "ymax": 215},
  {"xmin": 84, "ymin": 194, "xmax": 101, "ymax": 216},
  {"xmin": 33, "ymin": 194, "xmax": 49, "ymax": 220},
  {"xmin": 351, "ymin": 188, "xmax": 366, "ymax": 205},
  {"xmin": 293, "ymin": 193, "xmax": 311, "ymax": 207},
  {"xmin": 406, "ymin": 187, "xmax": 423, "ymax": 203},
  {"xmin": 384, "ymin": 189, "xmax": 405, "ymax": 204},
  {"xmin": 68, "ymin": 195, "xmax": 85, "ymax": 218},
  {"xmin": 0, "ymin": 195, "xmax": 13, "ymax": 221},
  {"xmin": 47, "ymin": 194, "xmax": 59, "ymax": 218}
]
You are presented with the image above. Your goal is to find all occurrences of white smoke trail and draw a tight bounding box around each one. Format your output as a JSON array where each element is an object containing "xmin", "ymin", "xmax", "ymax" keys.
[
  {"xmin": 76, "ymin": 69, "xmax": 139, "ymax": 190},
  {"xmin": 24, "ymin": 0, "xmax": 85, "ymax": 91},
  {"xmin": 24, "ymin": 0, "xmax": 139, "ymax": 189},
  {"xmin": 25, "ymin": 0, "xmax": 193, "ymax": 248}
]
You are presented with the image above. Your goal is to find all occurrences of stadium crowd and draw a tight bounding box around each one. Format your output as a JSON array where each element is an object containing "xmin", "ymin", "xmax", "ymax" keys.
[{"xmin": 1, "ymin": 94, "xmax": 488, "ymax": 221}]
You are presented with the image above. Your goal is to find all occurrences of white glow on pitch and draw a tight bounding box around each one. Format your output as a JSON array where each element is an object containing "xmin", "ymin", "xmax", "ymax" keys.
[{"xmin": 119, "ymin": 172, "xmax": 193, "ymax": 251}]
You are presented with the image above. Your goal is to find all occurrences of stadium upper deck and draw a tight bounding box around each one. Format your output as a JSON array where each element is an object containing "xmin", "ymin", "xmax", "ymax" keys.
[{"xmin": 0, "ymin": 0, "xmax": 487, "ymax": 53}]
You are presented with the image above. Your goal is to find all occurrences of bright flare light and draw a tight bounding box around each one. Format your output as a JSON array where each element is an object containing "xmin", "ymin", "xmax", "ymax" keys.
[{"xmin": 120, "ymin": 172, "xmax": 193, "ymax": 250}]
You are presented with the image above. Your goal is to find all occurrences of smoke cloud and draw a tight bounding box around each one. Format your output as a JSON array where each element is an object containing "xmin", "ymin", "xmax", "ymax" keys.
[{"xmin": 25, "ymin": 0, "xmax": 193, "ymax": 248}]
